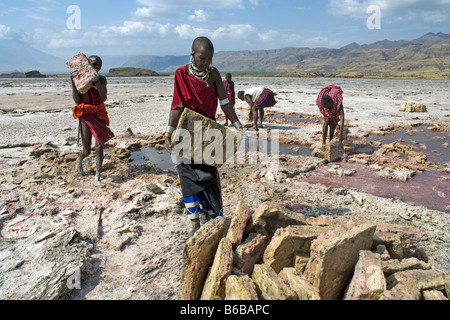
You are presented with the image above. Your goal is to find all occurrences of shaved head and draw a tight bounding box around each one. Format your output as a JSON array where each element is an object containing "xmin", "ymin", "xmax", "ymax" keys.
[{"xmin": 192, "ymin": 36, "xmax": 214, "ymax": 53}]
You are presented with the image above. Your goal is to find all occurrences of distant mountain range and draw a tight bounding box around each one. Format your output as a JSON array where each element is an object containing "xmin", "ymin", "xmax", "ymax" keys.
[
  {"xmin": 0, "ymin": 39, "xmax": 65, "ymax": 73},
  {"xmin": 1, "ymin": 32, "xmax": 449, "ymax": 79}
]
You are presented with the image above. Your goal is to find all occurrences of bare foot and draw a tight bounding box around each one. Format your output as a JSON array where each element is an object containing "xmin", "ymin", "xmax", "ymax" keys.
[
  {"xmin": 76, "ymin": 158, "xmax": 85, "ymax": 176},
  {"xmin": 94, "ymin": 178, "xmax": 105, "ymax": 188}
]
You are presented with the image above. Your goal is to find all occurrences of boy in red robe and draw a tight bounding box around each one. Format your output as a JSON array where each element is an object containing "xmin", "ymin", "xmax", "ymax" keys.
[
  {"xmin": 223, "ymin": 73, "xmax": 236, "ymax": 126},
  {"xmin": 164, "ymin": 37, "xmax": 243, "ymax": 236},
  {"xmin": 316, "ymin": 84, "xmax": 345, "ymax": 146},
  {"xmin": 71, "ymin": 55, "xmax": 114, "ymax": 187}
]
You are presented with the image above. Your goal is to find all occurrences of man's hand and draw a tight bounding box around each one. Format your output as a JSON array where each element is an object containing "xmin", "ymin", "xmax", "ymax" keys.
[
  {"xmin": 164, "ymin": 134, "xmax": 172, "ymax": 153},
  {"xmin": 91, "ymin": 72, "xmax": 100, "ymax": 83}
]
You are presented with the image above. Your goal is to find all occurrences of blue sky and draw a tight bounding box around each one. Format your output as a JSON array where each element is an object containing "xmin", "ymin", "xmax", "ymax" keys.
[{"xmin": 0, "ymin": 0, "xmax": 449, "ymax": 58}]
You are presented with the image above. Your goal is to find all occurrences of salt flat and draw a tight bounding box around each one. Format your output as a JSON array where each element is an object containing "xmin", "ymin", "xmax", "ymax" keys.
[{"xmin": 0, "ymin": 76, "xmax": 449, "ymax": 147}]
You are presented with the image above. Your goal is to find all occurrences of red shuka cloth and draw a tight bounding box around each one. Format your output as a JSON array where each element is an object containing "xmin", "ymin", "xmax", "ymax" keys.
[
  {"xmin": 316, "ymin": 85, "xmax": 343, "ymax": 120},
  {"xmin": 72, "ymin": 101, "xmax": 110, "ymax": 126},
  {"xmin": 223, "ymin": 80, "xmax": 235, "ymax": 106},
  {"xmin": 171, "ymin": 65, "xmax": 218, "ymax": 118},
  {"xmin": 72, "ymin": 85, "xmax": 114, "ymax": 147}
]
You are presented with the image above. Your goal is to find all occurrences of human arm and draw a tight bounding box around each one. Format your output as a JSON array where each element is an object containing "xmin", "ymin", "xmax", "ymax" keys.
[
  {"xmin": 339, "ymin": 104, "xmax": 345, "ymax": 142},
  {"xmin": 164, "ymin": 106, "xmax": 185, "ymax": 152},
  {"xmin": 322, "ymin": 118, "xmax": 329, "ymax": 146},
  {"xmin": 71, "ymin": 77, "xmax": 83, "ymax": 105},
  {"xmin": 93, "ymin": 74, "xmax": 108, "ymax": 102}
]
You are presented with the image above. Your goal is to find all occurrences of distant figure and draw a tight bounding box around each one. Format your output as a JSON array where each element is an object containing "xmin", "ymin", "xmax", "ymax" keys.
[
  {"xmin": 223, "ymin": 73, "xmax": 236, "ymax": 126},
  {"xmin": 238, "ymin": 87, "xmax": 277, "ymax": 131},
  {"xmin": 71, "ymin": 55, "xmax": 115, "ymax": 187},
  {"xmin": 164, "ymin": 36, "xmax": 243, "ymax": 236},
  {"xmin": 316, "ymin": 84, "xmax": 345, "ymax": 146}
]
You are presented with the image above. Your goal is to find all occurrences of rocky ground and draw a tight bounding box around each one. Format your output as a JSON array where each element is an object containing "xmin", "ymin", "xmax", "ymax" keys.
[{"xmin": 0, "ymin": 77, "xmax": 448, "ymax": 300}]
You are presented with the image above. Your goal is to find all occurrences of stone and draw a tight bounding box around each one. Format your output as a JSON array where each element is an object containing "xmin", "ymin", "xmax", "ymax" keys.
[
  {"xmin": 0, "ymin": 228, "xmax": 92, "ymax": 299},
  {"xmin": 179, "ymin": 217, "xmax": 227, "ymax": 300},
  {"xmin": 251, "ymin": 264, "xmax": 297, "ymax": 300},
  {"xmin": 445, "ymin": 274, "xmax": 450, "ymax": 297},
  {"xmin": 372, "ymin": 232, "xmax": 403, "ymax": 260},
  {"xmin": 422, "ymin": 290, "xmax": 448, "ymax": 300},
  {"xmin": 226, "ymin": 201, "xmax": 250, "ymax": 249},
  {"xmin": 201, "ymin": 237, "xmax": 233, "ymax": 300},
  {"xmin": 399, "ymin": 102, "xmax": 427, "ymax": 113},
  {"xmin": 224, "ymin": 275, "xmax": 259, "ymax": 300},
  {"xmin": 325, "ymin": 139, "xmax": 344, "ymax": 162},
  {"xmin": 307, "ymin": 221, "xmax": 377, "ymax": 300},
  {"xmin": 380, "ymin": 269, "xmax": 446, "ymax": 300},
  {"xmin": 376, "ymin": 166, "xmax": 416, "ymax": 182},
  {"xmin": 244, "ymin": 202, "xmax": 307, "ymax": 238},
  {"xmin": 124, "ymin": 127, "xmax": 134, "ymax": 136},
  {"xmin": 281, "ymin": 267, "xmax": 320, "ymax": 300},
  {"xmin": 382, "ymin": 257, "xmax": 431, "ymax": 278},
  {"xmin": 328, "ymin": 164, "xmax": 356, "ymax": 176},
  {"xmin": 343, "ymin": 250, "xmax": 386, "ymax": 300},
  {"xmin": 293, "ymin": 253, "xmax": 310, "ymax": 273},
  {"xmin": 66, "ymin": 52, "xmax": 95, "ymax": 94},
  {"xmin": 263, "ymin": 227, "xmax": 316, "ymax": 273},
  {"xmin": 171, "ymin": 108, "xmax": 242, "ymax": 168},
  {"xmin": 233, "ymin": 233, "xmax": 267, "ymax": 275}
]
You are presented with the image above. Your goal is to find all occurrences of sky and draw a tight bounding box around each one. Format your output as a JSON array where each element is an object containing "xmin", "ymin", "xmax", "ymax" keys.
[{"xmin": 0, "ymin": 0, "xmax": 449, "ymax": 59}]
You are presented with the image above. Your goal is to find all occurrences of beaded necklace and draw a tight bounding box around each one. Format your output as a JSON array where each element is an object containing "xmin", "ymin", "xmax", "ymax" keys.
[{"xmin": 188, "ymin": 63, "xmax": 210, "ymax": 83}]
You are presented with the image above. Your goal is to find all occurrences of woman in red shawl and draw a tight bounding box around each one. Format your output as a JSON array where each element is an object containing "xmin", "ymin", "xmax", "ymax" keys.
[
  {"xmin": 316, "ymin": 85, "xmax": 345, "ymax": 146},
  {"xmin": 164, "ymin": 37, "xmax": 243, "ymax": 236},
  {"xmin": 71, "ymin": 55, "xmax": 114, "ymax": 187}
]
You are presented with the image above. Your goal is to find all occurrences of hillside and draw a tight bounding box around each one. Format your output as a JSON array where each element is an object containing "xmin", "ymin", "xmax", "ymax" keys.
[
  {"xmin": 108, "ymin": 67, "xmax": 160, "ymax": 77},
  {"xmin": 1, "ymin": 32, "xmax": 449, "ymax": 79},
  {"xmin": 119, "ymin": 32, "xmax": 450, "ymax": 79},
  {"xmin": 211, "ymin": 32, "xmax": 450, "ymax": 79},
  {"xmin": 0, "ymin": 39, "xmax": 65, "ymax": 73}
]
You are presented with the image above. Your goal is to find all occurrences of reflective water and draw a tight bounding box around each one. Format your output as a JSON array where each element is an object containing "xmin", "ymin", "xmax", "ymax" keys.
[
  {"xmin": 362, "ymin": 124, "xmax": 450, "ymax": 164},
  {"xmin": 304, "ymin": 162, "xmax": 449, "ymax": 213}
]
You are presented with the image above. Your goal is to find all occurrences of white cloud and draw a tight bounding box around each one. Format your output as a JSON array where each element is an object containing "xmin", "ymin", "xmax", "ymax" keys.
[
  {"xmin": 137, "ymin": 0, "xmax": 244, "ymax": 9},
  {"xmin": 249, "ymin": 0, "xmax": 260, "ymax": 6},
  {"xmin": 421, "ymin": 11, "xmax": 448, "ymax": 23},
  {"xmin": 258, "ymin": 29, "xmax": 279, "ymax": 42},
  {"xmin": 188, "ymin": 10, "xmax": 217, "ymax": 22},
  {"xmin": 328, "ymin": 0, "xmax": 450, "ymax": 23},
  {"xmin": 211, "ymin": 24, "xmax": 257, "ymax": 40},
  {"xmin": 175, "ymin": 24, "xmax": 210, "ymax": 39},
  {"xmin": 0, "ymin": 24, "xmax": 11, "ymax": 39},
  {"xmin": 134, "ymin": 0, "xmax": 245, "ymax": 20}
]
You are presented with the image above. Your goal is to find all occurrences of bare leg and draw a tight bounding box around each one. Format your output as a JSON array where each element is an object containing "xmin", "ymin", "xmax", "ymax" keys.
[
  {"xmin": 252, "ymin": 107, "xmax": 259, "ymax": 127},
  {"xmin": 77, "ymin": 119, "xmax": 92, "ymax": 176},
  {"xmin": 94, "ymin": 140, "xmax": 105, "ymax": 187},
  {"xmin": 248, "ymin": 107, "xmax": 253, "ymax": 122},
  {"xmin": 258, "ymin": 109, "xmax": 265, "ymax": 128}
]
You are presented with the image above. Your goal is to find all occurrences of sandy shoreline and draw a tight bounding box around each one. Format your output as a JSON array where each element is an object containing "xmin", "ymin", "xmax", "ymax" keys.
[{"xmin": 0, "ymin": 76, "xmax": 449, "ymax": 300}]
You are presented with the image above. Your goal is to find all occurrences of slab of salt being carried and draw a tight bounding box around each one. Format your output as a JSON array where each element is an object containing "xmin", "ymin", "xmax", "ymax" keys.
[
  {"xmin": 171, "ymin": 108, "xmax": 243, "ymax": 168},
  {"xmin": 66, "ymin": 52, "xmax": 97, "ymax": 95}
]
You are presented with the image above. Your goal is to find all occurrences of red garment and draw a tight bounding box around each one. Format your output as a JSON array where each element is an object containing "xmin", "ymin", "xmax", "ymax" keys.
[
  {"xmin": 171, "ymin": 65, "xmax": 218, "ymax": 118},
  {"xmin": 72, "ymin": 101, "xmax": 110, "ymax": 126},
  {"xmin": 223, "ymin": 80, "xmax": 235, "ymax": 106},
  {"xmin": 82, "ymin": 86, "xmax": 101, "ymax": 106},
  {"xmin": 82, "ymin": 114, "xmax": 115, "ymax": 148},
  {"xmin": 316, "ymin": 85, "xmax": 343, "ymax": 120}
]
